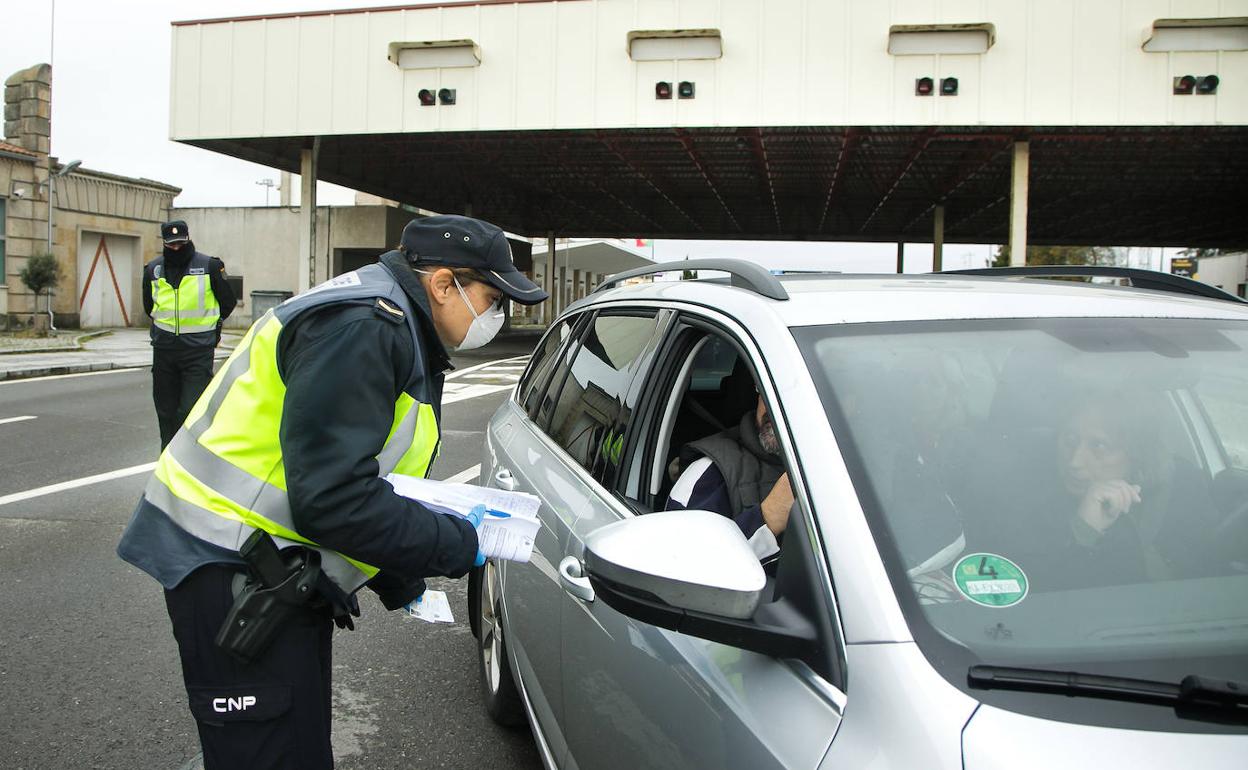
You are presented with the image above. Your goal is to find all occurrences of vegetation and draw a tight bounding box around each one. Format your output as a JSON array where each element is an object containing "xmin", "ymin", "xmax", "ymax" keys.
[
  {"xmin": 992, "ymin": 245, "xmax": 1119, "ymax": 267},
  {"xmin": 1178, "ymin": 248, "xmax": 1236, "ymax": 260},
  {"xmin": 20, "ymin": 253, "xmax": 61, "ymax": 332}
]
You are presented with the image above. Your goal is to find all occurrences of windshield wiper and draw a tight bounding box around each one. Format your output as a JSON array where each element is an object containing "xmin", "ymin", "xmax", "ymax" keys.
[{"xmin": 969, "ymin": 665, "xmax": 1248, "ymax": 723}]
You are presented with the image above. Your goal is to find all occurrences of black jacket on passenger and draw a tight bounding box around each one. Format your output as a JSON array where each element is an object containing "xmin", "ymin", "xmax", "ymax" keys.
[{"xmin": 141, "ymin": 240, "xmax": 237, "ymax": 348}]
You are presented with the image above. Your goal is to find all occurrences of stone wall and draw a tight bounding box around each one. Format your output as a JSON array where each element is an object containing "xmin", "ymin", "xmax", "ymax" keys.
[
  {"xmin": 4, "ymin": 64, "xmax": 51, "ymax": 156},
  {"xmin": 0, "ymin": 151, "xmax": 48, "ymax": 329},
  {"xmin": 3, "ymin": 64, "xmax": 52, "ymax": 328}
]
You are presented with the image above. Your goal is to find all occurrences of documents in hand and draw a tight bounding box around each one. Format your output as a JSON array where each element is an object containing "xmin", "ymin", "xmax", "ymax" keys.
[{"xmin": 385, "ymin": 473, "xmax": 541, "ymax": 563}]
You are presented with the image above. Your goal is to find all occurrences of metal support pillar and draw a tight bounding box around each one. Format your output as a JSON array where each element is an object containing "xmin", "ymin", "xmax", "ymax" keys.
[
  {"xmin": 546, "ymin": 232, "xmax": 557, "ymax": 324},
  {"xmin": 1009, "ymin": 141, "xmax": 1029, "ymax": 267},
  {"xmin": 297, "ymin": 138, "xmax": 320, "ymax": 293},
  {"xmin": 896, "ymin": 243, "xmax": 904, "ymax": 274},
  {"xmin": 932, "ymin": 205, "xmax": 945, "ymax": 272}
]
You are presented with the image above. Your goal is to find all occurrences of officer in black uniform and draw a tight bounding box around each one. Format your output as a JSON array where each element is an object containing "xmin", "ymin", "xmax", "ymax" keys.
[
  {"xmin": 118, "ymin": 215, "xmax": 547, "ymax": 769},
  {"xmin": 141, "ymin": 220, "xmax": 236, "ymax": 449}
]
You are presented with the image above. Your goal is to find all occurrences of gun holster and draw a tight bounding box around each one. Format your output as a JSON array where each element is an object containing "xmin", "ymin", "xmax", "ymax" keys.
[{"xmin": 214, "ymin": 541, "xmax": 323, "ymax": 664}]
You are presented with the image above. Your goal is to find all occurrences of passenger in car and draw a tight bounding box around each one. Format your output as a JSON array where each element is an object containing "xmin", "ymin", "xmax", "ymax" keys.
[
  {"xmin": 967, "ymin": 391, "xmax": 1158, "ymax": 591},
  {"xmin": 665, "ymin": 394, "xmax": 792, "ymax": 560}
]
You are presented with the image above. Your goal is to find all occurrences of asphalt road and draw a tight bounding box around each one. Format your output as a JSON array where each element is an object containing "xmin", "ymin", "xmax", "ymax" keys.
[{"xmin": 0, "ymin": 333, "xmax": 545, "ymax": 769}]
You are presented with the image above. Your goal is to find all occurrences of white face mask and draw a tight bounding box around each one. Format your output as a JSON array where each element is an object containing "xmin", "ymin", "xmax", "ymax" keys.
[{"xmin": 454, "ymin": 276, "xmax": 505, "ymax": 350}]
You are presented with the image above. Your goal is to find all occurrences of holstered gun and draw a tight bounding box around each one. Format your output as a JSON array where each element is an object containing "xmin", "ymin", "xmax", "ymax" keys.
[{"xmin": 214, "ymin": 529, "xmax": 322, "ymax": 664}]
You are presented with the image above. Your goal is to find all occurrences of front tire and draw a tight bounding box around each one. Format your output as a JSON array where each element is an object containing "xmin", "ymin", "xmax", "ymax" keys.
[{"xmin": 473, "ymin": 559, "xmax": 525, "ymax": 727}]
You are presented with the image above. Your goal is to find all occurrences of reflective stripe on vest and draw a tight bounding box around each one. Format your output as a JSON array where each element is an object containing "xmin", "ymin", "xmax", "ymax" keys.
[
  {"xmin": 151, "ymin": 254, "xmax": 220, "ymax": 334},
  {"xmin": 144, "ymin": 264, "xmax": 439, "ymax": 595}
]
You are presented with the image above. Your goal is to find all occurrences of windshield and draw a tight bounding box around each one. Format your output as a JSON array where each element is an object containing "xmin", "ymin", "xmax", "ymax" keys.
[{"xmin": 796, "ymin": 317, "xmax": 1248, "ymax": 731}]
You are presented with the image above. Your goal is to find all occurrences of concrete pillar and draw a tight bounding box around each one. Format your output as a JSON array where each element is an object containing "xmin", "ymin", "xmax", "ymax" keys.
[
  {"xmin": 279, "ymin": 171, "xmax": 292, "ymax": 206},
  {"xmin": 1009, "ymin": 141, "xmax": 1029, "ymax": 267},
  {"xmin": 932, "ymin": 205, "xmax": 945, "ymax": 272},
  {"xmin": 896, "ymin": 243, "xmax": 904, "ymax": 274},
  {"xmin": 559, "ymin": 266, "xmax": 568, "ymax": 311},
  {"xmin": 546, "ymin": 232, "xmax": 557, "ymax": 324},
  {"xmin": 4, "ymin": 63, "xmax": 52, "ymax": 155},
  {"xmin": 572, "ymin": 269, "xmax": 581, "ymax": 302},
  {"xmin": 297, "ymin": 139, "xmax": 320, "ymax": 293}
]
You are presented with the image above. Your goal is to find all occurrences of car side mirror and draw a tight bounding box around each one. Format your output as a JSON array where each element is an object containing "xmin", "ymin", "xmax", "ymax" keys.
[{"xmin": 583, "ymin": 509, "xmax": 817, "ymax": 658}]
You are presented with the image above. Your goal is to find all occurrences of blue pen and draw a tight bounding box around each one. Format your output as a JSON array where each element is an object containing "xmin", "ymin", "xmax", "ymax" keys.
[{"xmin": 485, "ymin": 508, "xmax": 511, "ymax": 519}]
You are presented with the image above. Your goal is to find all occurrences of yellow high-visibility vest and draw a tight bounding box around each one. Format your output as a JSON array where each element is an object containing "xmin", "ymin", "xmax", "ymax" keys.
[
  {"xmin": 151, "ymin": 252, "xmax": 220, "ymax": 337},
  {"xmin": 143, "ymin": 264, "xmax": 439, "ymax": 594}
]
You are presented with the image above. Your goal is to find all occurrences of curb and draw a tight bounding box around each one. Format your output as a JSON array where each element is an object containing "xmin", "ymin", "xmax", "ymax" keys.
[
  {"xmin": 0, "ymin": 347, "xmax": 236, "ymax": 382},
  {"xmin": 0, "ymin": 361, "xmax": 132, "ymax": 381},
  {"xmin": 0, "ymin": 329, "xmax": 115, "ymax": 356}
]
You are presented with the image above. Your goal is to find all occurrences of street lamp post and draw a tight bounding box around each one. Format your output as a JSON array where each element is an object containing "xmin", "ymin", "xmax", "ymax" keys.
[
  {"xmin": 44, "ymin": 158, "xmax": 81, "ymax": 331},
  {"xmin": 256, "ymin": 178, "xmax": 276, "ymax": 205}
]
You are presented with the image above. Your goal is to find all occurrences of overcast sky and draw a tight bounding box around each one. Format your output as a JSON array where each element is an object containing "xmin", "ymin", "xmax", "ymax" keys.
[{"xmin": 0, "ymin": 0, "xmax": 999, "ymax": 272}]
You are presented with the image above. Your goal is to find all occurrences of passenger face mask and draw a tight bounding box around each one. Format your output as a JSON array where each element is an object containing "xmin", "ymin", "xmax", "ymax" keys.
[{"xmin": 454, "ymin": 277, "xmax": 504, "ymax": 350}]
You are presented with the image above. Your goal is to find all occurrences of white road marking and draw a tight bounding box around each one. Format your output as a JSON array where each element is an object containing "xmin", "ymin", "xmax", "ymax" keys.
[
  {"xmin": 443, "ymin": 383, "xmax": 516, "ymax": 404},
  {"xmin": 0, "ymin": 462, "xmax": 156, "ymax": 508},
  {"xmin": 0, "ymin": 367, "xmax": 144, "ymax": 386},
  {"xmin": 0, "ymin": 415, "xmax": 37, "ymax": 426},
  {"xmin": 0, "ymin": 358, "xmax": 520, "ymax": 506},
  {"xmin": 443, "ymin": 356, "xmax": 527, "ymax": 405},
  {"xmin": 444, "ymin": 354, "xmax": 529, "ymax": 380},
  {"xmin": 440, "ymin": 464, "xmax": 482, "ymax": 484}
]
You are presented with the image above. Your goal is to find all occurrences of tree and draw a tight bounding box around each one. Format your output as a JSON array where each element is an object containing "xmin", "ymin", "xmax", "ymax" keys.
[
  {"xmin": 1179, "ymin": 248, "xmax": 1232, "ymax": 260},
  {"xmin": 992, "ymin": 244, "xmax": 1119, "ymax": 267},
  {"xmin": 20, "ymin": 253, "xmax": 61, "ymax": 331}
]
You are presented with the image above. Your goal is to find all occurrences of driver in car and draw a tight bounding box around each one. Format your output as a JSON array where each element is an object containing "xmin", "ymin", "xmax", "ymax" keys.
[{"xmin": 665, "ymin": 394, "xmax": 793, "ymax": 560}]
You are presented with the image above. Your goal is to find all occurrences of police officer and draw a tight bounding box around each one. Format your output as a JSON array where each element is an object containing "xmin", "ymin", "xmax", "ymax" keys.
[
  {"xmin": 118, "ymin": 215, "xmax": 547, "ymax": 769},
  {"xmin": 142, "ymin": 220, "xmax": 237, "ymax": 449}
]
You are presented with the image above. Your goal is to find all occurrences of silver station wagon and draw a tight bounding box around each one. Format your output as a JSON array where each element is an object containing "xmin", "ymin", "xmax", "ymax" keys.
[{"xmin": 468, "ymin": 261, "xmax": 1248, "ymax": 769}]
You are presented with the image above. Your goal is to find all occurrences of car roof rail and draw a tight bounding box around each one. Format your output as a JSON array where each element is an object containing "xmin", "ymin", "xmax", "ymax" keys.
[
  {"xmin": 940, "ymin": 265, "xmax": 1246, "ymax": 304},
  {"xmin": 595, "ymin": 259, "xmax": 789, "ymax": 301}
]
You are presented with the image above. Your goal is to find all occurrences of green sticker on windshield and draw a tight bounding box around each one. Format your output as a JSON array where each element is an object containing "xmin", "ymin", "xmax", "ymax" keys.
[{"xmin": 952, "ymin": 553, "xmax": 1028, "ymax": 608}]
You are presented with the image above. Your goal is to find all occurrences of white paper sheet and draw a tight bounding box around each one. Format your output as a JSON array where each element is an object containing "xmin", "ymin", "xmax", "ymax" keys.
[
  {"xmin": 405, "ymin": 590, "xmax": 454, "ymax": 623},
  {"xmin": 386, "ymin": 474, "xmax": 542, "ymax": 563}
]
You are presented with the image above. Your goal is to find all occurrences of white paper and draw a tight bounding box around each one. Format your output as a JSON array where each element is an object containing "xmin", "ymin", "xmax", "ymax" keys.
[
  {"xmin": 386, "ymin": 474, "xmax": 541, "ymax": 563},
  {"xmin": 405, "ymin": 590, "xmax": 454, "ymax": 623}
]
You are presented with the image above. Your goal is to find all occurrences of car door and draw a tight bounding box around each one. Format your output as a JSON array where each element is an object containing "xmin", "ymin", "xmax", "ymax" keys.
[
  {"xmin": 559, "ymin": 318, "xmax": 843, "ymax": 770},
  {"xmin": 489, "ymin": 308, "xmax": 674, "ymax": 765},
  {"xmin": 483, "ymin": 313, "xmax": 585, "ymax": 758}
]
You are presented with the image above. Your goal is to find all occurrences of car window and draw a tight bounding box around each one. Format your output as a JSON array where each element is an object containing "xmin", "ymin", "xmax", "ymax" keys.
[
  {"xmin": 1193, "ymin": 369, "xmax": 1248, "ymax": 470},
  {"xmin": 688, "ymin": 335, "xmax": 738, "ymax": 392},
  {"xmin": 543, "ymin": 312, "xmax": 666, "ymax": 479},
  {"xmin": 519, "ymin": 315, "xmax": 578, "ymax": 415}
]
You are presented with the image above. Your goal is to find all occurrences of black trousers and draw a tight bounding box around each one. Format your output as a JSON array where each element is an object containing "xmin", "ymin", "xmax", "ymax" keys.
[
  {"xmin": 164, "ymin": 565, "xmax": 335, "ymax": 770},
  {"xmin": 152, "ymin": 345, "xmax": 215, "ymax": 449}
]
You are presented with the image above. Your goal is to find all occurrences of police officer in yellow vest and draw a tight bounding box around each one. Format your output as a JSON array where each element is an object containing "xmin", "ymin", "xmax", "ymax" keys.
[
  {"xmin": 142, "ymin": 220, "xmax": 237, "ymax": 449},
  {"xmin": 118, "ymin": 215, "xmax": 547, "ymax": 769}
]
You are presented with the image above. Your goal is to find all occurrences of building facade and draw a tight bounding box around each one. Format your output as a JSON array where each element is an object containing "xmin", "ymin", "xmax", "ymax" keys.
[{"xmin": 3, "ymin": 63, "xmax": 180, "ymax": 329}]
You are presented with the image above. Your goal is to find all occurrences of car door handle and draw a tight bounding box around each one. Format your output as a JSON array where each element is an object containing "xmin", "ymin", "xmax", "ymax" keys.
[
  {"xmin": 495, "ymin": 468, "xmax": 518, "ymax": 492},
  {"xmin": 558, "ymin": 556, "xmax": 595, "ymax": 603}
]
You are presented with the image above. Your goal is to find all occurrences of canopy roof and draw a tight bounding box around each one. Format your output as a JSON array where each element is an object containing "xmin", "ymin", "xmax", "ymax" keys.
[{"xmin": 187, "ymin": 125, "xmax": 1248, "ymax": 247}]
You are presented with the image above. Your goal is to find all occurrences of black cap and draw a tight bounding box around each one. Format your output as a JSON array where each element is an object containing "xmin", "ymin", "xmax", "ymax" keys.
[
  {"xmin": 400, "ymin": 215, "xmax": 548, "ymax": 305},
  {"xmin": 161, "ymin": 220, "xmax": 190, "ymax": 244}
]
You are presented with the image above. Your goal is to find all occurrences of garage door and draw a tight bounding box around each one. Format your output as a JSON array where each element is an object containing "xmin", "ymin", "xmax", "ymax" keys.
[{"xmin": 78, "ymin": 231, "xmax": 136, "ymax": 328}]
